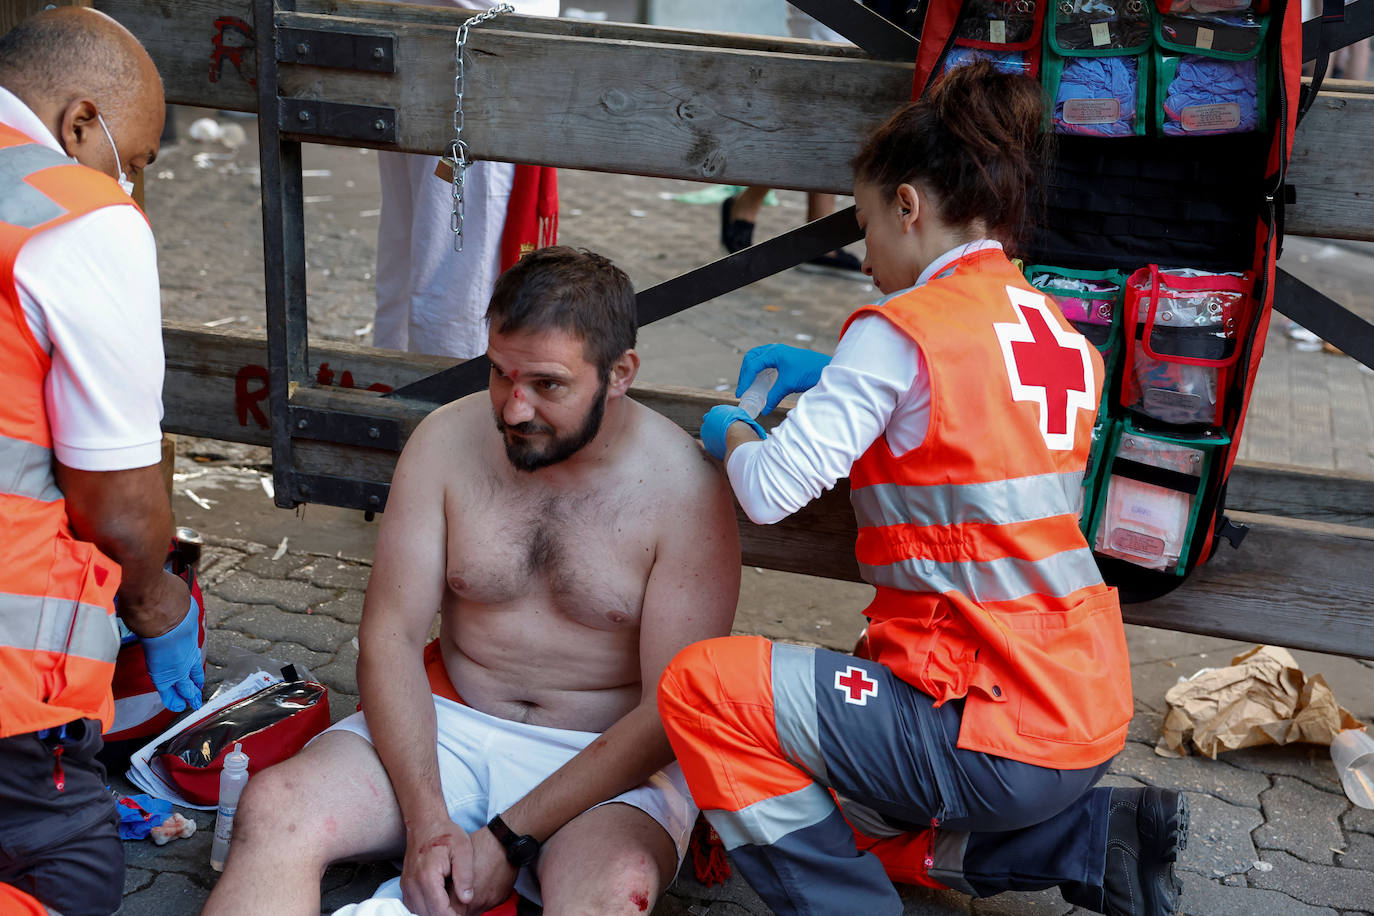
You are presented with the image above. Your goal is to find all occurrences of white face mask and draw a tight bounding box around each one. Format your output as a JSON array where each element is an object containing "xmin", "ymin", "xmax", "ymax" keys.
[{"xmin": 95, "ymin": 113, "xmax": 135, "ymax": 196}]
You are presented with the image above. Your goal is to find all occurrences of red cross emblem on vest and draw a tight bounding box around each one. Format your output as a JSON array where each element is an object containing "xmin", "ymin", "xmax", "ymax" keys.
[
  {"xmin": 835, "ymin": 665, "xmax": 879, "ymax": 706},
  {"xmin": 993, "ymin": 287, "xmax": 1096, "ymax": 451}
]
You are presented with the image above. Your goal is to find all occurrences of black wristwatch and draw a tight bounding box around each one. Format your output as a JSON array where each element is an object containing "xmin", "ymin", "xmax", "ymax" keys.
[{"xmin": 487, "ymin": 814, "xmax": 540, "ymax": 868}]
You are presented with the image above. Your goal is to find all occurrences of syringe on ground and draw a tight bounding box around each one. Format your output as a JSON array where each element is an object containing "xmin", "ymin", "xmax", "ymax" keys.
[{"xmin": 738, "ymin": 368, "xmax": 778, "ymax": 419}]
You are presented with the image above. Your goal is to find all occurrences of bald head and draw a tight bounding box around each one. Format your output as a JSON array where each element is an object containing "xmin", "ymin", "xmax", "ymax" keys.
[{"xmin": 0, "ymin": 7, "xmax": 164, "ymax": 187}]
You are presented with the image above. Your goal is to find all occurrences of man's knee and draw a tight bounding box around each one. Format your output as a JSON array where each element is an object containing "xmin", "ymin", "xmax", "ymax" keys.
[
  {"xmin": 547, "ymin": 844, "xmax": 671, "ymax": 916},
  {"xmin": 232, "ymin": 758, "xmax": 322, "ymax": 850}
]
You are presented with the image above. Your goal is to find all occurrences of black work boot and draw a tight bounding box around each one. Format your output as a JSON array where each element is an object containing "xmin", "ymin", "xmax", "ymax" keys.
[{"xmin": 1102, "ymin": 787, "xmax": 1190, "ymax": 915}]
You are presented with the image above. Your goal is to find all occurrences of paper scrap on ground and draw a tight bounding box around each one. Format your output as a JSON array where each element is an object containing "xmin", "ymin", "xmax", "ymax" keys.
[{"xmin": 1156, "ymin": 645, "xmax": 1365, "ymax": 758}]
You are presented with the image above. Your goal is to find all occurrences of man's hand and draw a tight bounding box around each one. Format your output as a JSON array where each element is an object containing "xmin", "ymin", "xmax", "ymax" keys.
[
  {"xmin": 138, "ymin": 571, "xmax": 203, "ymax": 712},
  {"xmin": 402, "ymin": 823, "xmax": 475, "ymax": 916},
  {"xmin": 466, "ymin": 826, "xmax": 519, "ymax": 915},
  {"xmin": 736, "ymin": 343, "xmax": 832, "ymax": 416}
]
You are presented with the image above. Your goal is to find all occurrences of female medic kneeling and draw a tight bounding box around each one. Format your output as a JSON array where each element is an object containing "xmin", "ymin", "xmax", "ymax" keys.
[{"xmin": 658, "ymin": 60, "xmax": 1189, "ymax": 916}]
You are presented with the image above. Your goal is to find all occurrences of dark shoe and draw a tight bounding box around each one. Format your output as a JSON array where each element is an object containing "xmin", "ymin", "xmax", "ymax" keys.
[
  {"xmin": 1103, "ymin": 787, "xmax": 1189, "ymax": 916},
  {"xmin": 798, "ymin": 248, "xmax": 868, "ymax": 281},
  {"xmin": 721, "ymin": 195, "xmax": 755, "ymax": 253}
]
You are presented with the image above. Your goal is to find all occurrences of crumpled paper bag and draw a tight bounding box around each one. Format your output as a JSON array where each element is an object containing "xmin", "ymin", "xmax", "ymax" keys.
[{"xmin": 1155, "ymin": 645, "xmax": 1366, "ymax": 758}]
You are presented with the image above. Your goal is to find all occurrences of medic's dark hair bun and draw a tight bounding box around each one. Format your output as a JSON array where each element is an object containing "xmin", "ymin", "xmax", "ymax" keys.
[{"xmin": 852, "ymin": 60, "xmax": 1048, "ymax": 254}]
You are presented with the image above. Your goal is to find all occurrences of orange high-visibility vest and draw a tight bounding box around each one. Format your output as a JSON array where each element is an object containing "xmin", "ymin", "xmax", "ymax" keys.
[
  {"xmin": 0, "ymin": 122, "xmax": 135, "ymax": 738},
  {"xmin": 844, "ymin": 247, "xmax": 1132, "ymax": 770}
]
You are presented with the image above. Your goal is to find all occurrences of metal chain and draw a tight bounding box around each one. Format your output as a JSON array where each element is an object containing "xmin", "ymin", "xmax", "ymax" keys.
[{"xmin": 450, "ymin": 3, "xmax": 514, "ymax": 252}]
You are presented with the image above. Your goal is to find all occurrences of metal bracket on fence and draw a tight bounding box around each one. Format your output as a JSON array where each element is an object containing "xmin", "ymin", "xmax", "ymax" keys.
[
  {"xmin": 288, "ymin": 406, "xmax": 403, "ymax": 451},
  {"xmin": 291, "ymin": 472, "xmax": 391, "ymax": 513},
  {"xmin": 277, "ymin": 27, "xmax": 396, "ymax": 72},
  {"xmin": 279, "ymin": 98, "xmax": 397, "ymax": 143}
]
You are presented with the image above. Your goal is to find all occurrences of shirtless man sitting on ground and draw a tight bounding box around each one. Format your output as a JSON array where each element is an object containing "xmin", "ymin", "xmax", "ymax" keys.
[{"xmin": 203, "ymin": 247, "xmax": 741, "ymax": 916}]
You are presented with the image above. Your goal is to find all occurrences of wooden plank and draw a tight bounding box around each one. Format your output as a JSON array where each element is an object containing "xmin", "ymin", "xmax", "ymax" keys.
[
  {"xmin": 95, "ymin": 0, "xmax": 1374, "ymax": 238},
  {"xmin": 163, "ymin": 325, "xmax": 1369, "ymax": 523},
  {"xmin": 161, "ymin": 320, "xmax": 455, "ymax": 445},
  {"xmin": 1225, "ymin": 460, "xmax": 1374, "ymax": 529},
  {"xmin": 0, "ymin": 0, "xmax": 90, "ymax": 37},
  {"xmin": 1124, "ymin": 514, "xmax": 1374, "ymax": 659},
  {"xmin": 1286, "ymin": 85, "xmax": 1374, "ymax": 242},
  {"xmin": 271, "ymin": 11, "xmax": 910, "ymax": 193},
  {"xmin": 301, "ymin": 0, "xmax": 873, "ymax": 59},
  {"xmin": 162, "ymin": 326, "xmax": 1374, "ymax": 657},
  {"xmin": 94, "ymin": 0, "xmax": 261, "ymax": 114}
]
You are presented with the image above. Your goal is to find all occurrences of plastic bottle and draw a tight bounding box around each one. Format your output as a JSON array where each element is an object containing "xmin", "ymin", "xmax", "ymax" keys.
[
  {"xmin": 209, "ymin": 743, "xmax": 250, "ymax": 871},
  {"xmin": 1331, "ymin": 727, "xmax": 1374, "ymax": 809},
  {"xmin": 737, "ymin": 368, "xmax": 778, "ymax": 419}
]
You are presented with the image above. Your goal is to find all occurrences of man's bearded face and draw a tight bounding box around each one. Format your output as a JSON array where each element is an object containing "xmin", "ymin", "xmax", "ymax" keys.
[{"xmin": 494, "ymin": 375, "xmax": 609, "ymax": 472}]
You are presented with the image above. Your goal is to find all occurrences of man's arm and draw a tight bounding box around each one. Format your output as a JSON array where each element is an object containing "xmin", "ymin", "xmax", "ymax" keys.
[
  {"xmin": 355, "ymin": 408, "xmax": 471, "ymax": 916},
  {"xmin": 465, "ymin": 447, "xmax": 742, "ymax": 908},
  {"xmin": 55, "ymin": 461, "xmax": 186, "ymax": 637}
]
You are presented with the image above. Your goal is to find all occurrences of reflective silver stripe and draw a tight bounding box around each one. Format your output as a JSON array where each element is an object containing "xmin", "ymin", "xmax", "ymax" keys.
[
  {"xmin": 850, "ymin": 472, "xmax": 1084, "ymax": 531},
  {"xmin": 859, "ymin": 547, "xmax": 1103, "ymax": 603},
  {"xmin": 836, "ymin": 793, "xmax": 905, "ymax": 839},
  {"xmin": 0, "ymin": 434, "xmax": 61, "ymax": 502},
  {"xmin": 771, "ymin": 643, "xmax": 828, "ymax": 783},
  {"xmin": 0, "ymin": 590, "xmax": 119, "ymax": 664},
  {"xmin": 709, "ymin": 783, "xmax": 838, "ymax": 851},
  {"xmin": 0, "ymin": 143, "xmax": 70, "ymax": 228},
  {"xmin": 928, "ymin": 829, "xmax": 976, "ymax": 895}
]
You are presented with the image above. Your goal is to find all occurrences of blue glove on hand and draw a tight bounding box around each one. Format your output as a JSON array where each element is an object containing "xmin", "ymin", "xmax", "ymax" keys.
[
  {"xmin": 142, "ymin": 593, "xmax": 204, "ymax": 713},
  {"xmin": 736, "ymin": 344, "xmax": 832, "ymax": 416},
  {"xmin": 701, "ymin": 405, "xmax": 766, "ymax": 461}
]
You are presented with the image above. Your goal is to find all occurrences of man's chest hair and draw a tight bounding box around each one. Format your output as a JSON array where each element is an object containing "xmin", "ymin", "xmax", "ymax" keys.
[{"xmin": 451, "ymin": 474, "xmax": 654, "ymax": 612}]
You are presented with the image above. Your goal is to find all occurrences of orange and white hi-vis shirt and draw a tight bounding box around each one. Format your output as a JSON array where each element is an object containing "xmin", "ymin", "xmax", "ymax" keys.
[
  {"xmin": 844, "ymin": 246, "xmax": 1132, "ymax": 770},
  {"xmin": 0, "ymin": 122, "xmax": 132, "ymax": 738}
]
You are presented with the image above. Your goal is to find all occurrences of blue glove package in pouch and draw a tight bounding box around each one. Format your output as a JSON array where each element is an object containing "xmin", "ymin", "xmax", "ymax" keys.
[
  {"xmin": 1043, "ymin": 0, "xmax": 1152, "ymax": 136},
  {"xmin": 1054, "ymin": 57, "xmax": 1141, "ymax": 136},
  {"xmin": 1162, "ymin": 55, "xmax": 1259, "ymax": 134},
  {"xmin": 1154, "ymin": 8, "xmax": 1269, "ymax": 135}
]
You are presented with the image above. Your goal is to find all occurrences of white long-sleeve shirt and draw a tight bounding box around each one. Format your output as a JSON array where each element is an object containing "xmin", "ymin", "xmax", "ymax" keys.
[
  {"xmin": 1, "ymin": 87, "xmax": 165, "ymax": 472},
  {"xmin": 726, "ymin": 240, "xmax": 1004, "ymax": 524}
]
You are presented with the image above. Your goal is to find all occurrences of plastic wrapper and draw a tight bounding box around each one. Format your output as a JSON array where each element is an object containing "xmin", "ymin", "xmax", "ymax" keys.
[
  {"xmin": 1162, "ymin": 54, "xmax": 1260, "ymax": 135},
  {"xmin": 1053, "ymin": 0, "xmax": 1153, "ymax": 52},
  {"xmin": 1125, "ymin": 268, "xmax": 1246, "ymax": 426},
  {"xmin": 1094, "ymin": 431, "xmax": 1202, "ymax": 570},
  {"xmin": 943, "ymin": 45, "xmax": 1033, "ymax": 75},
  {"xmin": 153, "ymin": 676, "xmax": 326, "ymax": 769},
  {"xmin": 1030, "ymin": 272, "xmax": 1119, "ymax": 348}
]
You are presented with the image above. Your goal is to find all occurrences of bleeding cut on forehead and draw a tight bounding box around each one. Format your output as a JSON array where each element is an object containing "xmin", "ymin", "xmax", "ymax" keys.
[
  {"xmin": 487, "ymin": 323, "xmax": 625, "ymax": 474},
  {"xmin": 481, "ymin": 246, "xmax": 642, "ymax": 474}
]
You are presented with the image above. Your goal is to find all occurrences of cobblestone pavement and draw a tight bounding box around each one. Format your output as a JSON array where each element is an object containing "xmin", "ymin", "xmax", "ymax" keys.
[
  {"xmin": 108, "ymin": 112, "xmax": 1374, "ymax": 913},
  {"xmin": 112, "ymin": 470, "xmax": 1374, "ymax": 916}
]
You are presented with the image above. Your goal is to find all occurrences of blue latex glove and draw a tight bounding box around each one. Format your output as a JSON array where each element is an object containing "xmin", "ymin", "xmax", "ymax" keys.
[
  {"xmin": 735, "ymin": 344, "xmax": 832, "ymax": 416},
  {"xmin": 141, "ymin": 593, "xmax": 204, "ymax": 712},
  {"xmin": 701, "ymin": 405, "xmax": 766, "ymax": 461}
]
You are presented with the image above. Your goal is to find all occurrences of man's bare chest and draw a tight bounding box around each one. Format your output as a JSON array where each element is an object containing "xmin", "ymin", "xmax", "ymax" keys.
[{"xmin": 444, "ymin": 485, "xmax": 653, "ymax": 630}]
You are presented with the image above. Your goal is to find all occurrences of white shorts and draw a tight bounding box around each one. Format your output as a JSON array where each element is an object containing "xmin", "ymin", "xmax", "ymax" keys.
[{"xmin": 326, "ymin": 693, "xmax": 696, "ymax": 908}]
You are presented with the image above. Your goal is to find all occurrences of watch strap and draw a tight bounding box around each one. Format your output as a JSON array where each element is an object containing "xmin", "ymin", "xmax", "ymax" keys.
[{"xmin": 487, "ymin": 813, "xmax": 539, "ymax": 867}]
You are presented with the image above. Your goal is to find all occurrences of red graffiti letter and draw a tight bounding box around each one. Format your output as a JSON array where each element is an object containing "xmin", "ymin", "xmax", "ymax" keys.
[{"xmin": 235, "ymin": 364, "xmax": 270, "ymax": 429}]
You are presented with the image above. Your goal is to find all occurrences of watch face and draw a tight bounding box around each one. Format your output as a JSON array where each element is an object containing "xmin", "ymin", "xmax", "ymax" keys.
[{"xmin": 510, "ymin": 835, "xmax": 539, "ymax": 867}]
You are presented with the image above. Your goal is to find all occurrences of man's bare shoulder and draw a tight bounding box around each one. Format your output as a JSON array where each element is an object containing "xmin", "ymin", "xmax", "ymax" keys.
[
  {"xmin": 623, "ymin": 398, "xmax": 729, "ymax": 503},
  {"xmin": 404, "ymin": 392, "xmax": 492, "ymax": 457}
]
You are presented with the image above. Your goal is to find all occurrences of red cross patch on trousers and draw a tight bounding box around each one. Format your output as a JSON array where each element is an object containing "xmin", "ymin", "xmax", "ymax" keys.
[
  {"xmin": 835, "ymin": 665, "xmax": 879, "ymax": 706},
  {"xmin": 993, "ymin": 286, "xmax": 1095, "ymax": 451}
]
